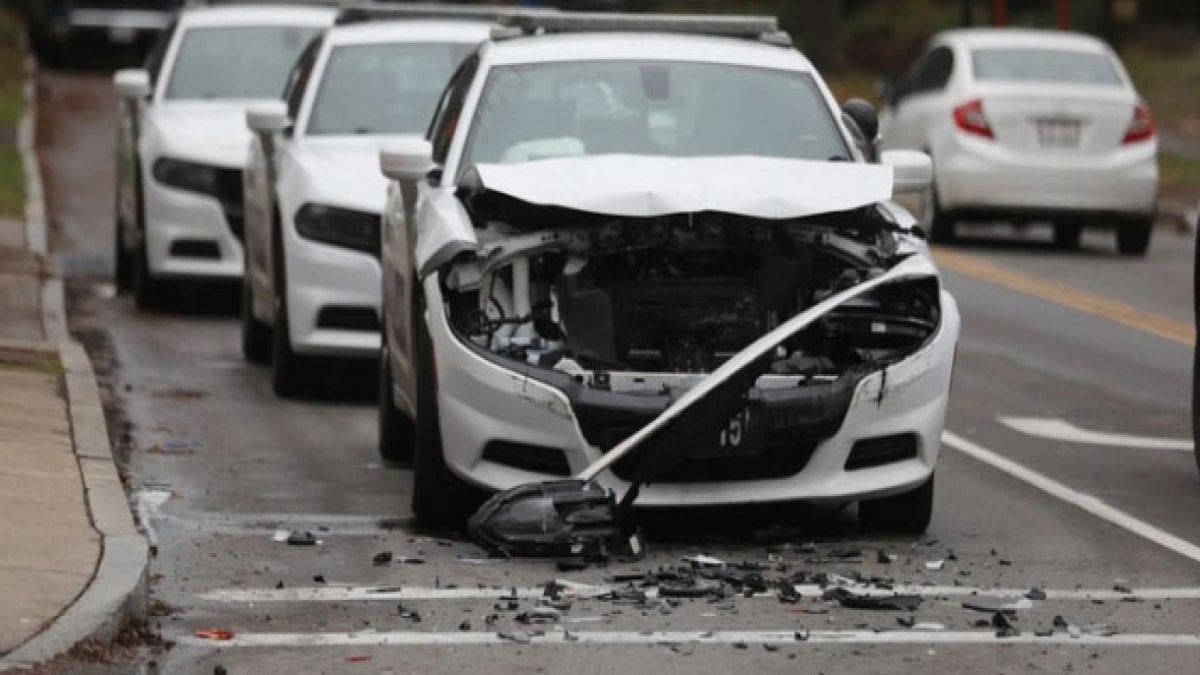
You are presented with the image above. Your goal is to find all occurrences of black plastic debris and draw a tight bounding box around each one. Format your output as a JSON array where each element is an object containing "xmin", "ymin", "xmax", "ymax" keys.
[
  {"xmin": 214, "ymin": 667, "xmax": 227, "ymax": 675},
  {"xmin": 962, "ymin": 600, "xmax": 1022, "ymax": 615},
  {"xmin": 557, "ymin": 558, "xmax": 589, "ymax": 572},
  {"xmin": 824, "ymin": 588, "xmax": 922, "ymax": 611},
  {"xmin": 313, "ymin": 574, "xmax": 326, "ymax": 584},
  {"xmin": 876, "ymin": 550, "xmax": 893, "ymax": 564},
  {"xmin": 776, "ymin": 579, "xmax": 801, "ymax": 604},
  {"xmin": 1025, "ymin": 587, "xmax": 1047, "ymax": 601},
  {"xmin": 373, "ymin": 551, "xmax": 393, "ymax": 566},
  {"xmin": 733, "ymin": 641, "xmax": 748, "ymax": 650},
  {"xmin": 1053, "ymin": 615, "xmax": 1070, "ymax": 629},
  {"xmin": 794, "ymin": 629, "xmax": 810, "ymax": 642},
  {"xmin": 764, "ymin": 643, "xmax": 780, "ymax": 652},
  {"xmin": 287, "ymin": 531, "xmax": 318, "ymax": 546},
  {"xmin": 1113, "ymin": 582, "xmax": 1133, "ymax": 594},
  {"xmin": 459, "ymin": 620, "xmax": 471, "ymax": 631},
  {"xmin": 992, "ymin": 612, "xmax": 1020, "ymax": 638},
  {"xmin": 897, "ymin": 615, "xmax": 916, "ymax": 628},
  {"xmin": 468, "ymin": 479, "xmax": 637, "ymax": 558}
]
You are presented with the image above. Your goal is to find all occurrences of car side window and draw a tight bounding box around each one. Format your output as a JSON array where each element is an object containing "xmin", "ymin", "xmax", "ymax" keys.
[
  {"xmin": 905, "ymin": 46, "xmax": 954, "ymax": 98},
  {"xmin": 428, "ymin": 53, "xmax": 480, "ymax": 165},
  {"xmin": 284, "ymin": 36, "xmax": 324, "ymax": 122}
]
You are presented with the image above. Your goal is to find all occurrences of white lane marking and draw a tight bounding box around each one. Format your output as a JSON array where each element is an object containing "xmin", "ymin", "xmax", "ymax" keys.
[
  {"xmin": 942, "ymin": 431, "xmax": 1200, "ymax": 564},
  {"xmin": 197, "ymin": 584, "xmax": 1200, "ymax": 604},
  {"xmin": 997, "ymin": 417, "xmax": 1194, "ymax": 452},
  {"xmin": 176, "ymin": 629, "xmax": 1200, "ymax": 648}
]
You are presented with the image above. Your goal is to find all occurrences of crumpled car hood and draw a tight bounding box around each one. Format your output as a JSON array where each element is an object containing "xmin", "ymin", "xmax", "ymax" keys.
[{"xmin": 465, "ymin": 154, "xmax": 894, "ymax": 219}]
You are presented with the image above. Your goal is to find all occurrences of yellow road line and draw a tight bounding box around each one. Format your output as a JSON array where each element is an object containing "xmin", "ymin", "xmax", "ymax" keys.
[{"xmin": 933, "ymin": 248, "xmax": 1196, "ymax": 347}]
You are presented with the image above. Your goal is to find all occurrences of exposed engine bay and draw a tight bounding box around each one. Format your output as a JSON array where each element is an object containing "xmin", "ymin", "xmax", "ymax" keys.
[{"xmin": 443, "ymin": 205, "xmax": 941, "ymax": 386}]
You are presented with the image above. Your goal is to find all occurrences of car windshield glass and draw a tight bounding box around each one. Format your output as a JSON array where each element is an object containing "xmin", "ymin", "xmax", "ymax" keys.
[
  {"xmin": 307, "ymin": 42, "xmax": 475, "ymax": 135},
  {"xmin": 461, "ymin": 60, "xmax": 847, "ymax": 170},
  {"xmin": 972, "ymin": 48, "xmax": 1122, "ymax": 85},
  {"xmin": 165, "ymin": 25, "xmax": 322, "ymax": 100}
]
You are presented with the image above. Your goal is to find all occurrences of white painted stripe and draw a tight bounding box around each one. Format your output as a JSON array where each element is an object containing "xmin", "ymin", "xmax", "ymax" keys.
[
  {"xmin": 176, "ymin": 629, "xmax": 1200, "ymax": 648},
  {"xmin": 197, "ymin": 584, "xmax": 1200, "ymax": 604},
  {"xmin": 998, "ymin": 417, "xmax": 1194, "ymax": 452},
  {"xmin": 942, "ymin": 431, "xmax": 1200, "ymax": 564}
]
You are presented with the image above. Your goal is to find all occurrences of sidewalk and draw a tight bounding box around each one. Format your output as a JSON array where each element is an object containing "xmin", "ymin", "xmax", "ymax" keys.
[{"xmin": 0, "ymin": 60, "xmax": 148, "ymax": 669}]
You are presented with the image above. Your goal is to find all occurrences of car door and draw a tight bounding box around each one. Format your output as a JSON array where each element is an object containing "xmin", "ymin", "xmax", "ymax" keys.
[
  {"xmin": 385, "ymin": 53, "xmax": 479, "ymax": 412},
  {"xmin": 883, "ymin": 44, "xmax": 955, "ymax": 152}
]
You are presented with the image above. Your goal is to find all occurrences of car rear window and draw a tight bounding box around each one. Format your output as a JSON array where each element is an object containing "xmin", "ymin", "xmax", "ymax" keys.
[
  {"xmin": 307, "ymin": 42, "xmax": 475, "ymax": 136},
  {"xmin": 165, "ymin": 25, "xmax": 322, "ymax": 100},
  {"xmin": 461, "ymin": 60, "xmax": 848, "ymax": 170},
  {"xmin": 971, "ymin": 48, "xmax": 1122, "ymax": 86}
]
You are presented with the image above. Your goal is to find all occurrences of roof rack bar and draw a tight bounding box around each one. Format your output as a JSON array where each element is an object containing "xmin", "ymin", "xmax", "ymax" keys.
[
  {"xmin": 334, "ymin": 3, "xmax": 551, "ymax": 27},
  {"xmin": 495, "ymin": 10, "xmax": 790, "ymax": 45}
]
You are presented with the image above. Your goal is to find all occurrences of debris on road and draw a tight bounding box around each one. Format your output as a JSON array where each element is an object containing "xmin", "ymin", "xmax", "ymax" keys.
[
  {"xmin": 824, "ymin": 588, "xmax": 921, "ymax": 611},
  {"xmin": 345, "ymin": 655, "xmax": 372, "ymax": 663},
  {"xmin": 961, "ymin": 598, "xmax": 1032, "ymax": 614},
  {"xmin": 467, "ymin": 479, "xmax": 638, "ymax": 559},
  {"xmin": 1025, "ymin": 587, "xmax": 1047, "ymax": 601},
  {"xmin": 924, "ymin": 559, "xmax": 945, "ymax": 571},
  {"xmin": 373, "ymin": 550, "xmax": 393, "ymax": 566},
  {"xmin": 285, "ymin": 530, "xmax": 319, "ymax": 546},
  {"xmin": 193, "ymin": 629, "xmax": 234, "ymax": 641},
  {"xmin": 992, "ymin": 612, "xmax": 1020, "ymax": 638}
]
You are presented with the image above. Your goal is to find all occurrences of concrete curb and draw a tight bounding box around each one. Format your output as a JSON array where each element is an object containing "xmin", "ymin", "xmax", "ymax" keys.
[{"xmin": 0, "ymin": 51, "xmax": 149, "ymax": 672}]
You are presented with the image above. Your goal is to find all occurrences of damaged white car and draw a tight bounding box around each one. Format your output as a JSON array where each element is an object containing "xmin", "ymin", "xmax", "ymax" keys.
[{"xmin": 377, "ymin": 13, "xmax": 960, "ymax": 533}]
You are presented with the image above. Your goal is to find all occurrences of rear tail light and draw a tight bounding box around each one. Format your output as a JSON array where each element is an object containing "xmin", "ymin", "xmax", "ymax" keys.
[
  {"xmin": 953, "ymin": 99, "xmax": 993, "ymax": 139},
  {"xmin": 1121, "ymin": 101, "xmax": 1156, "ymax": 144}
]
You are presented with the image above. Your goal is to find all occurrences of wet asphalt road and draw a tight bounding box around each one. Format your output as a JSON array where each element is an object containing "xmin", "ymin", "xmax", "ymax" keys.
[{"xmin": 37, "ymin": 68, "xmax": 1200, "ymax": 674}]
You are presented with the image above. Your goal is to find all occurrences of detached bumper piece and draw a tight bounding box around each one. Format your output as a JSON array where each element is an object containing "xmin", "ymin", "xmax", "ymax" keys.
[{"xmin": 467, "ymin": 479, "xmax": 640, "ymax": 559}]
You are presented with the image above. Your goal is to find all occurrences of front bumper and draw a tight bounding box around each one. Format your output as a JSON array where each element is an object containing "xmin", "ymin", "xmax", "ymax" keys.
[
  {"xmin": 142, "ymin": 168, "xmax": 244, "ymax": 280},
  {"xmin": 936, "ymin": 133, "xmax": 1158, "ymax": 219},
  {"xmin": 283, "ymin": 232, "xmax": 381, "ymax": 358},
  {"xmin": 425, "ymin": 276, "xmax": 961, "ymax": 507}
]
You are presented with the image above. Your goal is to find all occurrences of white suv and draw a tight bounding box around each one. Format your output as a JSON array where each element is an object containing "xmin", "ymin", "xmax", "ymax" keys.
[
  {"xmin": 113, "ymin": 3, "xmax": 335, "ymax": 309},
  {"xmin": 377, "ymin": 12, "xmax": 960, "ymax": 531},
  {"xmin": 240, "ymin": 9, "xmax": 490, "ymax": 397}
]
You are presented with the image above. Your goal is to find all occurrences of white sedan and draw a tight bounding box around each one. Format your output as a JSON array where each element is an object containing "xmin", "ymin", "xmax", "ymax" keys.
[
  {"xmin": 240, "ymin": 15, "xmax": 489, "ymax": 397},
  {"xmin": 113, "ymin": 3, "xmax": 334, "ymax": 309},
  {"xmin": 376, "ymin": 12, "xmax": 960, "ymax": 532},
  {"xmin": 880, "ymin": 28, "xmax": 1158, "ymax": 254}
]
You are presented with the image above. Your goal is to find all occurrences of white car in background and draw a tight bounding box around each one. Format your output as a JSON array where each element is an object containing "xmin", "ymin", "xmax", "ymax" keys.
[
  {"xmin": 113, "ymin": 3, "xmax": 335, "ymax": 309},
  {"xmin": 376, "ymin": 11, "xmax": 960, "ymax": 531},
  {"xmin": 240, "ymin": 11, "xmax": 490, "ymax": 398},
  {"xmin": 879, "ymin": 28, "xmax": 1158, "ymax": 254}
]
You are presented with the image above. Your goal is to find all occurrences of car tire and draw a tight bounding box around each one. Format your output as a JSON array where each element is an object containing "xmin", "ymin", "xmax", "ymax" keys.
[
  {"xmin": 410, "ymin": 291, "xmax": 483, "ymax": 529},
  {"xmin": 1053, "ymin": 220, "xmax": 1083, "ymax": 250},
  {"xmin": 132, "ymin": 235, "xmax": 168, "ymax": 310},
  {"xmin": 1193, "ymin": 228, "xmax": 1200, "ymax": 476},
  {"xmin": 113, "ymin": 214, "xmax": 134, "ymax": 293},
  {"xmin": 858, "ymin": 473, "xmax": 934, "ymax": 534},
  {"xmin": 377, "ymin": 338, "xmax": 415, "ymax": 465},
  {"xmin": 1116, "ymin": 220, "xmax": 1152, "ymax": 256},
  {"xmin": 240, "ymin": 275, "xmax": 272, "ymax": 364},
  {"xmin": 269, "ymin": 227, "xmax": 318, "ymax": 398}
]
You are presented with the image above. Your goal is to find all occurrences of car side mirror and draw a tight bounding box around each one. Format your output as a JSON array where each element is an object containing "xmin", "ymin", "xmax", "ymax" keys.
[
  {"xmin": 842, "ymin": 98, "xmax": 880, "ymax": 162},
  {"xmin": 246, "ymin": 101, "xmax": 291, "ymax": 134},
  {"xmin": 380, "ymin": 138, "xmax": 435, "ymax": 183},
  {"xmin": 881, "ymin": 149, "xmax": 933, "ymax": 195},
  {"xmin": 113, "ymin": 69, "xmax": 151, "ymax": 100}
]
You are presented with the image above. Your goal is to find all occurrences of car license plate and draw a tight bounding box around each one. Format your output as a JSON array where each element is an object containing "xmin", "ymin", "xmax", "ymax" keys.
[
  {"xmin": 1036, "ymin": 118, "xmax": 1081, "ymax": 148},
  {"xmin": 694, "ymin": 407, "xmax": 764, "ymax": 459}
]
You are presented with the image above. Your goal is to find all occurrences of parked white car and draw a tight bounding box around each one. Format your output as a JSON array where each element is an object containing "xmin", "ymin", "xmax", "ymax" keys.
[
  {"xmin": 879, "ymin": 28, "xmax": 1158, "ymax": 254},
  {"xmin": 113, "ymin": 3, "xmax": 335, "ymax": 309},
  {"xmin": 377, "ymin": 12, "xmax": 960, "ymax": 531},
  {"xmin": 240, "ymin": 14, "xmax": 489, "ymax": 397}
]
